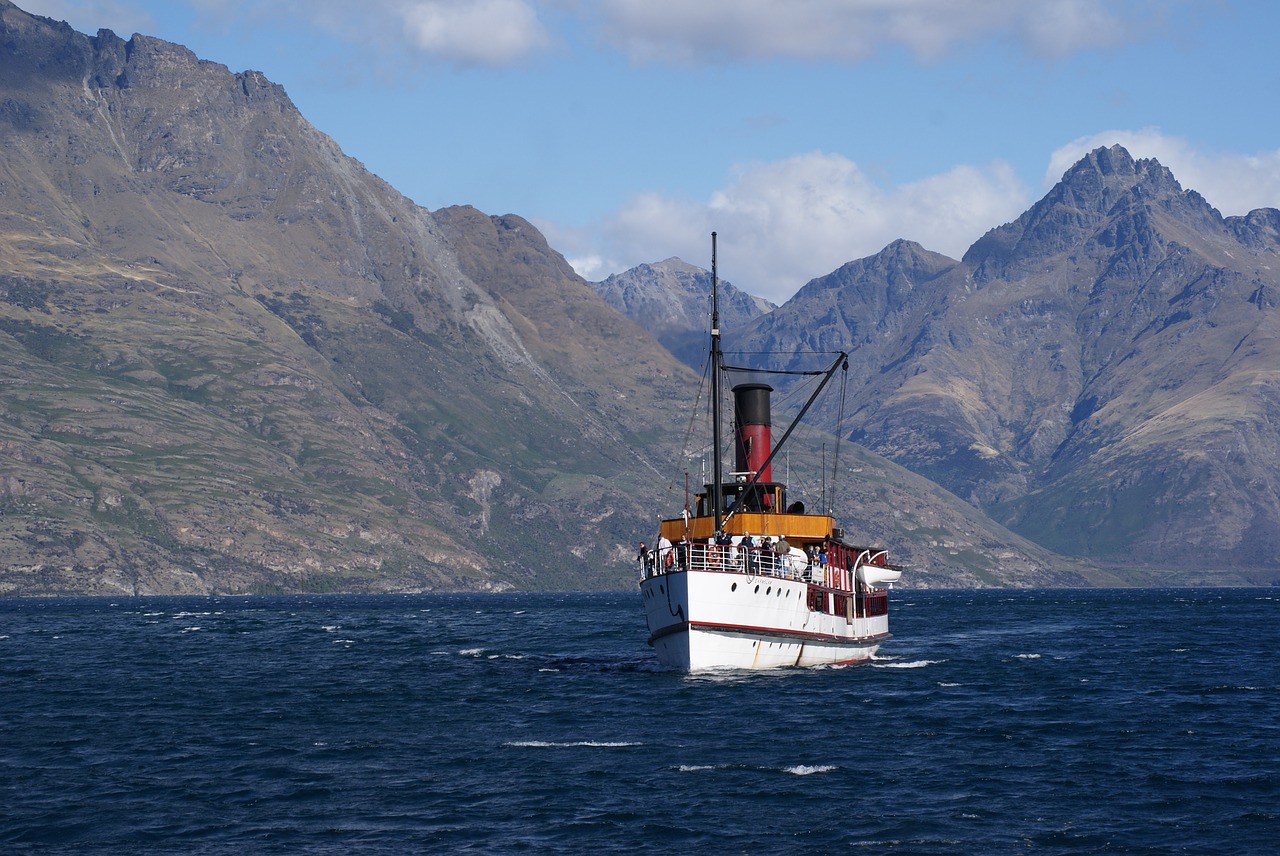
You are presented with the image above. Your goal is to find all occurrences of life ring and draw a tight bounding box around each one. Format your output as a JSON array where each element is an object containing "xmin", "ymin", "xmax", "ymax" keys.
[{"xmin": 706, "ymin": 545, "xmax": 721, "ymax": 567}]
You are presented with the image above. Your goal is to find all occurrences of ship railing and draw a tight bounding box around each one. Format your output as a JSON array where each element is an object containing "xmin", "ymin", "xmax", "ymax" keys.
[
  {"xmin": 640, "ymin": 545, "xmax": 895, "ymax": 610},
  {"xmin": 640, "ymin": 542, "xmax": 820, "ymax": 582},
  {"xmin": 696, "ymin": 542, "xmax": 796, "ymax": 578}
]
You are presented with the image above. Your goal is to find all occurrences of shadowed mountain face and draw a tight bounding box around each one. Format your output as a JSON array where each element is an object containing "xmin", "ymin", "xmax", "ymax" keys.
[{"xmin": 722, "ymin": 145, "xmax": 1280, "ymax": 577}]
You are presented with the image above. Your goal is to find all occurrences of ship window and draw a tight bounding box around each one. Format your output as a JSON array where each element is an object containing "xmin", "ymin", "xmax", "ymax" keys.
[
  {"xmin": 731, "ymin": 582, "xmax": 737, "ymax": 592},
  {"xmin": 754, "ymin": 584, "xmax": 760, "ymax": 594},
  {"xmin": 766, "ymin": 586, "xmax": 772, "ymax": 595}
]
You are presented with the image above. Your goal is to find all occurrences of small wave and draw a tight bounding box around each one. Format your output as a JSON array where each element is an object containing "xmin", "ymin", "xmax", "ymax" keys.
[
  {"xmin": 321, "ymin": 625, "xmax": 340, "ymax": 632},
  {"xmin": 938, "ymin": 681, "xmax": 961, "ymax": 687},
  {"xmin": 504, "ymin": 740, "xmax": 641, "ymax": 748},
  {"xmin": 785, "ymin": 764, "xmax": 837, "ymax": 776},
  {"xmin": 871, "ymin": 659, "xmax": 942, "ymax": 669},
  {"xmin": 459, "ymin": 648, "xmax": 485, "ymax": 657},
  {"xmin": 676, "ymin": 764, "xmax": 715, "ymax": 772},
  {"xmin": 1014, "ymin": 653, "xmax": 1041, "ymax": 659},
  {"xmin": 180, "ymin": 626, "xmax": 202, "ymax": 633}
]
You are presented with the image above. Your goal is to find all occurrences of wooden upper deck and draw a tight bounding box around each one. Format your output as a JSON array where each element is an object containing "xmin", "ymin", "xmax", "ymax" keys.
[{"xmin": 660, "ymin": 511, "xmax": 836, "ymax": 544}]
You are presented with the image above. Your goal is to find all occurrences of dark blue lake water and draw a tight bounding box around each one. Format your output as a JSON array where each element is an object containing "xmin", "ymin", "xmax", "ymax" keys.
[{"xmin": 2, "ymin": 588, "xmax": 1277, "ymax": 853}]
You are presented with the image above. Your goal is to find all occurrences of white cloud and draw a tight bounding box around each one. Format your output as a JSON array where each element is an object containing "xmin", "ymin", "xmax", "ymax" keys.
[
  {"xmin": 58, "ymin": 0, "xmax": 556, "ymax": 67},
  {"xmin": 1048, "ymin": 130, "xmax": 1280, "ymax": 216},
  {"xmin": 398, "ymin": 0, "xmax": 552, "ymax": 66},
  {"xmin": 273, "ymin": 0, "xmax": 553, "ymax": 66},
  {"xmin": 588, "ymin": 0, "xmax": 1165, "ymax": 65},
  {"xmin": 555, "ymin": 152, "xmax": 1029, "ymax": 304}
]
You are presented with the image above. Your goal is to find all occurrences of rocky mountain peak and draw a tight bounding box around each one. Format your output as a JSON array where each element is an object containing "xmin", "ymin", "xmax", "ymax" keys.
[
  {"xmin": 863, "ymin": 239, "xmax": 955, "ymax": 291},
  {"xmin": 590, "ymin": 255, "xmax": 774, "ymax": 366},
  {"xmin": 963, "ymin": 144, "xmax": 1220, "ymax": 281}
]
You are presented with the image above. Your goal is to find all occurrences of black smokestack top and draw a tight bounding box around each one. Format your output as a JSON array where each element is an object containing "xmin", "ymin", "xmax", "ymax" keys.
[
  {"xmin": 734, "ymin": 383, "xmax": 772, "ymax": 427},
  {"xmin": 733, "ymin": 382, "xmax": 773, "ymax": 483}
]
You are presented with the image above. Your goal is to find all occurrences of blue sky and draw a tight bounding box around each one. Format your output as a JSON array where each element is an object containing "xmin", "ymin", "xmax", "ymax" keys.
[{"xmin": 21, "ymin": 0, "xmax": 1280, "ymax": 303}]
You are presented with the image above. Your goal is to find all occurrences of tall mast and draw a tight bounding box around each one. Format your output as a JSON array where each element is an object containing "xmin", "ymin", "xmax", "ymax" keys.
[{"xmin": 710, "ymin": 232, "xmax": 724, "ymax": 531}]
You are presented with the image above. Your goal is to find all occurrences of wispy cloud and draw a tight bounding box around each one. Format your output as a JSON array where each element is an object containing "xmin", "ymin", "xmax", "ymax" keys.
[
  {"xmin": 20, "ymin": 0, "xmax": 154, "ymax": 36},
  {"xmin": 71, "ymin": 0, "xmax": 558, "ymax": 67},
  {"xmin": 585, "ymin": 0, "xmax": 1167, "ymax": 65},
  {"xmin": 270, "ymin": 0, "xmax": 554, "ymax": 67},
  {"xmin": 43, "ymin": 0, "xmax": 1185, "ymax": 69},
  {"xmin": 397, "ymin": 0, "xmax": 553, "ymax": 66}
]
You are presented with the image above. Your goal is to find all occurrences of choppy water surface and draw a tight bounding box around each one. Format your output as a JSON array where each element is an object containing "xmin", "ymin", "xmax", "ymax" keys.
[{"xmin": 2, "ymin": 588, "xmax": 1277, "ymax": 853}]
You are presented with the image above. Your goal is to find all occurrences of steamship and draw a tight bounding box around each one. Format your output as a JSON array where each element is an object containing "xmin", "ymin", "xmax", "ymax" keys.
[{"xmin": 638, "ymin": 235, "xmax": 902, "ymax": 671}]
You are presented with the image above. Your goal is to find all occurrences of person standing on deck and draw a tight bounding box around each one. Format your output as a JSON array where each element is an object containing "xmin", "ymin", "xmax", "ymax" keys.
[{"xmin": 656, "ymin": 535, "xmax": 673, "ymax": 569}]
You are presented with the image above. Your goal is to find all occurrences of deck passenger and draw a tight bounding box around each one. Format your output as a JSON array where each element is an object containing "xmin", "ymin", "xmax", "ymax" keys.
[
  {"xmin": 656, "ymin": 535, "xmax": 673, "ymax": 569},
  {"xmin": 741, "ymin": 533, "xmax": 756, "ymax": 572}
]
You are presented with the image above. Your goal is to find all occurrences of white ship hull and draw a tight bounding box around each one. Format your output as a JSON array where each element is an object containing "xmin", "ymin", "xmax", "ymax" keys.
[{"xmin": 640, "ymin": 567, "xmax": 889, "ymax": 671}]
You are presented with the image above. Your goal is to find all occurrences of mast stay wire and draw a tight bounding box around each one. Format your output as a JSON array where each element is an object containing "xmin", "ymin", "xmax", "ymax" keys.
[{"xmin": 719, "ymin": 351, "xmax": 850, "ymax": 514}]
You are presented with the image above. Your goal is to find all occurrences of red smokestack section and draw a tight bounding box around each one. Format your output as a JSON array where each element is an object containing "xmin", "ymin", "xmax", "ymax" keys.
[{"xmin": 733, "ymin": 383, "xmax": 773, "ymax": 483}]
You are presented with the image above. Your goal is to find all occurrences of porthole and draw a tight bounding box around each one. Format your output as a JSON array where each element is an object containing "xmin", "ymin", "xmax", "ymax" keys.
[
  {"xmin": 766, "ymin": 586, "xmax": 772, "ymax": 595},
  {"xmin": 754, "ymin": 584, "xmax": 760, "ymax": 594},
  {"xmin": 731, "ymin": 582, "xmax": 738, "ymax": 592}
]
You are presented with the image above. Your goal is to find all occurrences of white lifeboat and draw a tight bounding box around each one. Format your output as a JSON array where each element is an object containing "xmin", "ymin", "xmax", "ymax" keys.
[{"xmin": 856, "ymin": 563, "xmax": 902, "ymax": 589}]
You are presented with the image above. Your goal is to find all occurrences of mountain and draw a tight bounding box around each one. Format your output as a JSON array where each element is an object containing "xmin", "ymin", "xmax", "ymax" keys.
[
  {"xmin": 0, "ymin": 1, "xmax": 1084, "ymax": 594},
  {"xmin": 727, "ymin": 145, "xmax": 1280, "ymax": 582},
  {"xmin": 0, "ymin": 1, "xmax": 698, "ymax": 594},
  {"xmin": 591, "ymin": 258, "xmax": 774, "ymax": 367}
]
